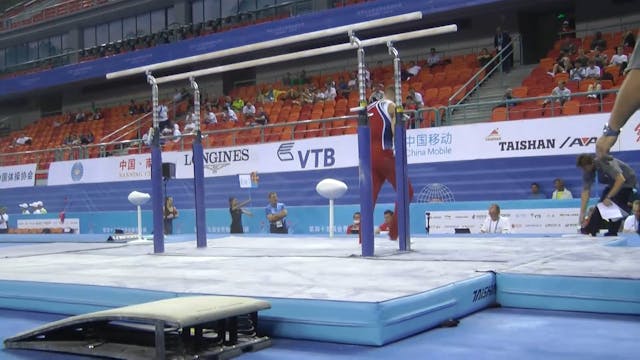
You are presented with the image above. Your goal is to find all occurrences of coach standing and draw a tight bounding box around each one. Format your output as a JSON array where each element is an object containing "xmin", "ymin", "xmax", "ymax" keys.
[
  {"xmin": 265, "ymin": 192, "xmax": 288, "ymax": 234},
  {"xmin": 577, "ymin": 154, "xmax": 637, "ymax": 236}
]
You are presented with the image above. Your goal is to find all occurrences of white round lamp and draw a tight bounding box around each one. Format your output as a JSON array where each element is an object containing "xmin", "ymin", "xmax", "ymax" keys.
[
  {"xmin": 128, "ymin": 191, "xmax": 151, "ymax": 243},
  {"xmin": 316, "ymin": 179, "xmax": 348, "ymax": 238}
]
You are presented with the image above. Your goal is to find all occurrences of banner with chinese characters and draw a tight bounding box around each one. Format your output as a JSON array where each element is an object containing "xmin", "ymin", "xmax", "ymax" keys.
[
  {"xmin": 0, "ymin": 163, "xmax": 37, "ymax": 189},
  {"xmin": 47, "ymin": 155, "xmax": 152, "ymax": 185}
]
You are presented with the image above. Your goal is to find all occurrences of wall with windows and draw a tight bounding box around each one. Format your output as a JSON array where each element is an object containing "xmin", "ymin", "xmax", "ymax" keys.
[
  {"xmin": 82, "ymin": 7, "xmax": 175, "ymax": 48},
  {"xmin": 2, "ymin": 33, "xmax": 70, "ymax": 68}
]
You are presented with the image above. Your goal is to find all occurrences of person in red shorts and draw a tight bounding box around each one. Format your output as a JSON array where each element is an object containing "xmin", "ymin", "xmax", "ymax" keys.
[{"xmin": 366, "ymin": 85, "xmax": 414, "ymax": 240}]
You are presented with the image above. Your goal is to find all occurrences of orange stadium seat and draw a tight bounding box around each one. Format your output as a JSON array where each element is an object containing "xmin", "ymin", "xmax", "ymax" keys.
[{"xmin": 491, "ymin": 107, "xmax": 507, "ymax": 121}]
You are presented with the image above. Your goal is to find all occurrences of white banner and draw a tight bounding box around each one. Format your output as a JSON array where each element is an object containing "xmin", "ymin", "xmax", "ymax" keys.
[
  {"xmin": 0, "ymin": 163, "xmax": 37, "ymax": 189},
  {"xmin": 45, "ymin": 112, "xmax": 640, "ymax": 186},
  {"xmin": 17, "ymin": 217, "xmax": 80, "ymax": 233},
  {"xmin": 426, "ymin": 208, "xmax": 580, "ymax": 234},
  {"xmin": 407, "ymin": 112, "xmax": 640, "ymax": 164},
  {"xmin": 48, "ymin": 155, "xmax": 152, "ymax": 185}
]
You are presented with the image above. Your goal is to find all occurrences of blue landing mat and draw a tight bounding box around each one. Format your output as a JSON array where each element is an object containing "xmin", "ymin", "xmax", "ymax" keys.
[{"xmin": 2, "ymin": 308, "xmax": 638, "ymax": 360}]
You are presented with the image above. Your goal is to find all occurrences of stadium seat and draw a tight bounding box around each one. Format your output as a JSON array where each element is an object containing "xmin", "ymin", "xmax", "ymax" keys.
[
  {"xmin": 491, "ymin": 107, "xmax": 507, "ymax": 121},
  {"xmin": 561, "ymin": 100, "xmax": 581, "ymax": 115}
]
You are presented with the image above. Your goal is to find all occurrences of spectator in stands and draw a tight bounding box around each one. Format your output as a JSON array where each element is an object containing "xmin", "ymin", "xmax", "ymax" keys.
[
  {"xmin": 75, "ymin": 110, "xmax": 86, "ymax": 123},
  {"xmin": 265, "ymin": 192, "xmax": 288, "ymax": 234},
  {"xmin": 80, "ymin": 132, "xmax": 94, "ymax": 145},
  {"xmin": 590, "ymin": 31, "xmax": 607, "ymax": 51},
  {"xmin": 426, "ymin": 48, "xmax": 442, "ymax": 68},
  {"xmin": 232, "ymin": 97, "xmax": 245, "ymax": 112},
  {"xmin": 157, "ymin": 102, "xmax": 170, "ymax": 130},
  {"xmin": 301, "ymin": 87, "xmax": 315, "ymax": 104},
  {"xmin": 163, "ymin": 196, "xmax": 179, "ymax": 235},
  {"xmin": 143, "ymin": 100, "xmax": 153, "ymax": 113},
  {"xmin": 551, "ymin": 53, "xmax": 572, "ymax": 76},
  {"xmin": 595, "ymin": 35, "xmax": 640, "ymax": 158},
  {"xmin": 171, "ymin": 124, "xmax": 182, "ymax": 143},
  {"xmin": 500, "ymin": 88, "xmax": 519, "ymax": 108},
  {"xmin": 477, "ymin": 47, "xmax": 493, "ymax": 68},
  {"xmin": 574, "ymin": 47, "xmax": 589, "ymax": 68},
  {"xmin": 592, "ymin": 48, "xmax": 608, "ymax": 69},
  {"xmin": 205, "ymin": 106, "xmax": 218, "ymax": 125},
  {"xmin": 577, "ymin": 153, "xmax": 636, "ymax": 237},
  {"xmin": 543, "ymin": 80, "xmax": 571, "ymax": 106},
  {"xmin": 286, "ymin": 87, "xmax": 301, "ymax": 104},
  {"xmin": 264, "ymin": 85, "xmax": 277, "ymax": 103},
  {"xmin": 622, "ymin": 200, "xmax": 640, "ymax": 233},
  {"xmin": 494, "ymin": 27, "xmax": 513, "ymax": 72},
  {"xmin": 0, "ymin": 207, "xmax": 8, "ymax": 234},
  {"xmin": 587, "ymin": 80, "xmax": 602, "ymax": 99},
  {"xmin": 480, "ymin": 204, "xmax": 512, "ymax": 234},
  {"xmin": 15, "ymin": 134, "xmax": 32, "ymax": 146},
  {"xmin": 325, "ymin": 82, "xmax": 337, "ymax": 101},
  {"xmin": 529, "ymin": 182, "xmax": 545, "ymax": 199},
  {"xmin": 623, "ymin": 30, "xmax": 636, "ymax": 49},
  {"xmin": 19, "ymin": 203, "xmax": 30, "ymax": 215},
  {"xmin": 551, "ymin": 178, "xmax": 573, "ymax": 199},
  {"xmin": 610, "ymin": 46, "xmax": 629, "ymax": 75},
  {"xmin": 337, "ymin": 76, "xmax": 350, "ymax": 98},
  {"xmin": 404, "ymin": 96, "xmax": 418, "ymax": 128},
  {"xmin": 347, "ymin": 72, "xmax": 358, "ymax": 91},
  {"xmin": 222, "ymin": 105, "xmax": 238, "ymax": 122},
  {"xmin": 242, "ymin": 101, "xmax": 256, "ymax": 125},
  {"xmin": 409, "ymin": 87, "xmax": 424, "ymax": 108},
  {"xmin": 254, "ymin": 106, "xmax": 269, "ymax": 126},
  {"xmin": 375, "ymin": 210, "xmax": 394, "ymax": 235},
  {"xmin": 315, "ymin": 86, "xmax": 328, "ymax": 102},
  {"xmin": 92, "ymin": 108, "xmax": 103, "ymax": 120},
  {"xmin": 569, "ymin": 62, "xmax": 587, "ymax": 81},
  {"xmin": 584, "ymin": 59, "xmax": 601, "ymax": 80},
  {"xmin": 401, "ymin": 61, "xmax": 421, "ymax": 81},
  {"xmin": 346, "ymin": 211, "xmax": 361, "ymax": 235},
  {"xmin": 128, "ymin": 99, "xmax": 138, "ymax": 115}
]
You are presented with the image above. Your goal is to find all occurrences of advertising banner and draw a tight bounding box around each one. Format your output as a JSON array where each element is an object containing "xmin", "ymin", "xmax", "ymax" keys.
[
  {"xmin": 17, "ymin": 217, "xmax": 80, "ymax": 233},
  {"xmin": 0, "ymin": 163, "xmax": 37, "ymax": 189}
]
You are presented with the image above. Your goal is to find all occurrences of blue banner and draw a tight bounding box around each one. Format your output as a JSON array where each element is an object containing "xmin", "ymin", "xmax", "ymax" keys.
[{"xmin": 0, "ymin": 0, "xmax": 501, "ymax": 97}]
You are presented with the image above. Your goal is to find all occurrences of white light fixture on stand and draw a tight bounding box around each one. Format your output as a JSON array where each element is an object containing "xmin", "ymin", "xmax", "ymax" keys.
[
  {"xmin": 316, "ymin": 179, "xmax": 348, "ymax": 238},
  {"xmin": 127, "ymin": 191, "xmax": 152, "ymax": 244}
]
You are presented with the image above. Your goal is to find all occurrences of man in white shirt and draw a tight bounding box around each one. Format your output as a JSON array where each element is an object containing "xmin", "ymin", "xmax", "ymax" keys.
[
  {"xmin": 551, "ymin": 178, "xmax": 573, "ymax": 199},
  {"xmin": 543, "ymin": 80, "xmax": 571, "ymax": 105},
  {"xmin": 0, "ymin": 207, "xmax": 8, "ymax": 234},
  {"xmin": 623, "ymin": 200, "xmax": 640, "ymax": 233},
  {"xmin": 610, "ymin": 46, "xmax": 628, "ymax": 66},
  {"xmin": 205, "ymin": 108, "xmax": 218, "ymax": 124},
  {"xmin": 584, "ymin": 60, "xmax": 601, "ymax": 79},
  {"xmin": 480, "ymin": 204, "xmax": 512, "ymax": 233}
]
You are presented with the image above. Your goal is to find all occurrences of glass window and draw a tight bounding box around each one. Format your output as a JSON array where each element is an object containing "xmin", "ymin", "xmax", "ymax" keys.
[
  {"xmin": 96, "ymin": 23, "xmax": 109, "ymax": 45},
  {"xmin": 123, "ymin": 16, "xmax": 136, "ymax": 39},
  {"xmin": 50, "ymin": 35, "xmax": 62, "ymax": 55},
  {"xmin": 221, "ymin": 0, "xmax": 237, "ymax": 18},
  {"xmin": 136, "ymin": 13, "xmax": 150, "ymax": 36},
  {"xmin": 38, "ymin": 39, "xmax": 51, "ymax": 58},
  {"xmin": 0, "ymin": 48, "xmax": 5, "ymax": 70},
  {"xmin": 83, "ymin": 26, "xmax": 96, "ymax": 48},
  {"xmin": 16, "ymin": 43, "xmax": 29, "ymax": 63},
  {"xmin": 6, "ymin": 46, "xmax": 17, "ymax": 66},
  {"xmin": 204, "ymin": 0, "xmax": 220, "ymax": 21},
  {"xmin": 28, "ymin": 41, "xmax": 38, "ymax": 61},
  {"xmin": 239, "ymin": 0, "xmax": 257, "ymax": 13},
  {"xmin": 192, "ymin": 0, "xmax": 204, "ymax": 24},
  {"xmin": 109, "ymin": 20, "xmax": 122, "ymax": 42},
  {"xmin": 151, "ymin": 9, "xmax": 165, "ymax": 33},
  {"xmin": 61, "ymin": 33, "xmax": 70, "ymax": 51},
  {"xmin": 166, "ymin": 6, "xmax": 175, "ymax": 27}
]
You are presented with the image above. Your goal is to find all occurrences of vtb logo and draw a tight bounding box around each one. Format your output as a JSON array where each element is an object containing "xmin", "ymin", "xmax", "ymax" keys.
[{"xmin": 277, "ymin": 142, "xmax": 336, "ymax": 168}]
